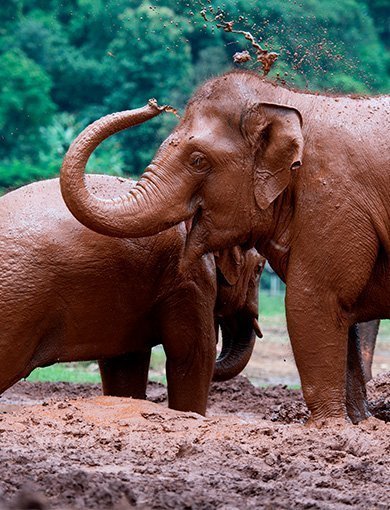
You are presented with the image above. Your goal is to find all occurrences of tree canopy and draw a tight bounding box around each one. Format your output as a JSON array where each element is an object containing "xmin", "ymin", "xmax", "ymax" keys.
[{"xmin": 0, "ymin": 0, "xmax": 388, "ymax": 191}]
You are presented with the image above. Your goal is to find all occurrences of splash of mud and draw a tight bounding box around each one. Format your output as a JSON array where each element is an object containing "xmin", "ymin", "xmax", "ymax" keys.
[
  {"xmin": 148, "ymin": 98, "xmax": 180, "ymax": 118},
  {"xmin": 233, "ymin": 50, "xmax": 252, "ymax": 64},
  {"xmin": 200, "ymin": 7, "xmax": 278, "ymax": 75}
]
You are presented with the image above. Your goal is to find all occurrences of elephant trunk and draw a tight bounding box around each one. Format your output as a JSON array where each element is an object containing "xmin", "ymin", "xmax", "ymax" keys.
[
  {"xmin": 213, "ymin": 311, "xmax": 257, "ymax": 382},
  {"xmin": 60, "ymin": 101, "xmax": 195, "ymax": 238}
]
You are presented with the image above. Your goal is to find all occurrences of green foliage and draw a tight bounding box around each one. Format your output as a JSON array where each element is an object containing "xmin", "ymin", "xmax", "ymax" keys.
[
  {"xmin": 27, "ymin": 362, "xmax": 101, "ymax": 384},
  {"xmin": 0, "ymin": 0, "xmax": 388, "ymax": 189},
  {"xmin": 0, "ymin": 113, "xmax": 126, "ymax": 191},
  {"xmin": 102, "ymin": 1, "xmax": 194, "ymax": 173},
  {"xmin": 0, "ymin": 158, "xmax": 58, "ymax": 190},
  {"xmin": 38, "ymin": 113, "xmax": 126, "ymax": 176},
  {"xmin": 0, "ymin": 49, "xmax": 55, "ymax": 159},
  {"xmin": 211, "ymin": 0, "xmax": 389, "ymax": 93},
  {"xmin": 259, "ymin": 293, "xmax": 286, "ymax": 318}
]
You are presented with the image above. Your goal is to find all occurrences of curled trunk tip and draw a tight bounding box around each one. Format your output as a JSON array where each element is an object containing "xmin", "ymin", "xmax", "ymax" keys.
[
  {"xmin": 149, "ymin": 98, "xmax": 180, "ymax": 118},
  {"xmin": 213, "ymin": 312, "xmax": 257, "ymax": 382}
]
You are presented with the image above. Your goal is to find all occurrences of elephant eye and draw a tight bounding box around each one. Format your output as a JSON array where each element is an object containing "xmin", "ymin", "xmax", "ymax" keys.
[{"xmin": 189, "ymin": 151, "xmax": 209, "ymax": 171}]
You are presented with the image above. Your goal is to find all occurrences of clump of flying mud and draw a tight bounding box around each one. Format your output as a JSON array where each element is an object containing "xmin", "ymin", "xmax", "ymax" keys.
[
  {"xmin": 200, "ymin": 7, "xmax": 278, "ymax": 75},
  {"xmin": 148, "ymin": 98, "xmax": 180, "ymax": 118},
  {"xmin": 0, "ymin": 374, "xmax": 388, "ymax": 509}
]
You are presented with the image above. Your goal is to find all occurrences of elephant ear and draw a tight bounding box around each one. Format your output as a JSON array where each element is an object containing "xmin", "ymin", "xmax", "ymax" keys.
[
  {"xmin": 243, "ymin": 102, "xmax": 304, "ymax": 210},
  {"xmin": 214, "ymin": 246, "xmax": 243, "ymax": 286}
]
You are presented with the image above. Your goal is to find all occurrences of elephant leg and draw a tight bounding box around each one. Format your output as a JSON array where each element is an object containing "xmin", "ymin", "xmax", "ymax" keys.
[
  {"xmin": 159, "ymin": 294, "xmax": 216, "ymax": 415},
  {"xmin": 286, "ymin": 291, "xmax": 350, "ymax": 424},
  {"xmin": 358, "ymin": 320, "xmax": 380, "ymax": 382},
  {"xmin": 98, "ymin": 350, "xmax": 151, "ymax": 399},
  {"xmin": 346, "ymin": 325, "xmax": 370, "ymax": 424}
]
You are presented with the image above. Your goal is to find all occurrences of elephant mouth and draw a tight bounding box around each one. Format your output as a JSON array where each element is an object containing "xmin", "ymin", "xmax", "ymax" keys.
[{"xmin": 184, "ymin": 206, "xmax": 202, "ymax": 235}]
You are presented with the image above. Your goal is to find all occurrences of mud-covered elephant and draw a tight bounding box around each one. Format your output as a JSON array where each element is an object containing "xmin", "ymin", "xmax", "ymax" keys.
[
  {"xmin": 60, "ymin": 73, "xmax": 389, "ymax": 425},
  {"xmin": 0, "ymin": 176, "xmax": 264, "ymax": 414}
]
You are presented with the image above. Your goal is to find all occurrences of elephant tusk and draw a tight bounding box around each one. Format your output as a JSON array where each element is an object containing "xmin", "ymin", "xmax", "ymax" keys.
[
  {"xmin": 184, "ymin": 217, "xmax": 193, "ymax": 234},
  {"xmin": 253, "ymin": 317, "xmax": 263, "ymax": 338}
]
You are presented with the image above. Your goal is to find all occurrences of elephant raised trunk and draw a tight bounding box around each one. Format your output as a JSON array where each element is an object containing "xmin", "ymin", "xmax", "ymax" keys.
[{"xmin": 60, "ymin": 101, "xmax": 195, "ymax": 238}]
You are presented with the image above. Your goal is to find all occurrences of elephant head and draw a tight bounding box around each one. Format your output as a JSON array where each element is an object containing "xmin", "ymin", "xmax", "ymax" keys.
[
  {"xmin": 213, "ymin": 246, "xmax": 264, "ymax": 382},
  {"xmin": 60, "ymin": 71, "xmax": 303, "ymax": 265}
]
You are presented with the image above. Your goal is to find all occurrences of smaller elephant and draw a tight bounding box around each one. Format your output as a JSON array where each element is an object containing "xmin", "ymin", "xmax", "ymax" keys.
[
  {"xmin": 357, "ymin": 320, "xmax": 380, "ymax": 382},
  {"xmin": 0, "ymin": 176, "xmax": 264, "ymax": 415}
]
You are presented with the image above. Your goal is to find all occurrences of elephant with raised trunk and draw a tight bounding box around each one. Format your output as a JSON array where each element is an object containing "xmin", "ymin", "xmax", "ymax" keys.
[
  {"xmin": 0, "ymin": 175, "xmax": 264, "ymax": 414},
  {"xmin": 60, "ymin": 72, "xmax": 389, "ymax": 426}
]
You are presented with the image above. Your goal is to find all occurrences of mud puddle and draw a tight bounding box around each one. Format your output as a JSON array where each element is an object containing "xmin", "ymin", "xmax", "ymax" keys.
[{"xmin": 0, "ymin": 375, "xmax": 388, "ymax": 509}]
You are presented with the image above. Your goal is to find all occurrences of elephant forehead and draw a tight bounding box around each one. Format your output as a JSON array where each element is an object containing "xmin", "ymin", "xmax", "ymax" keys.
[
  {"xmin": 188, "ymin": 114, "xmax": 242, "ymax": 150},
  {"xmin": 187, "ymin": 113, "xmax": 225, "ymax": 135},
  {"xmin": 190, "ymin": 102, "xmax": 241, "ymax": 130}
]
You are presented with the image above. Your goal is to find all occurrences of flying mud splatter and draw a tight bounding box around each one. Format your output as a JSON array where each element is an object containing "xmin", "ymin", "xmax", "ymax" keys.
[
  {"xmin": 233, "ymin": 50, "xmax": 251, "ymax": 64},
  {"xmin": 148, "ymin": 98, "xmax": 181, "ymax": 118},
  {"xmin": 200, "ymin": 7, "xmax": 278, "ymax": 76}
]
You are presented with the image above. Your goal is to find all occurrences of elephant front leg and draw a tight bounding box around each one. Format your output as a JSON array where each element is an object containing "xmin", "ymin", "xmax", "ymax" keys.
[
  {"xmin": 286, "ymin": 290, "xmax": 350, "ymax": 425},
  {"xmin": 98, "ymin": 350, "xmax": 151, "ymax": 399},
  {"xmin": 160, "ymin": 296, "xmax": 216, "ymax": 415}
]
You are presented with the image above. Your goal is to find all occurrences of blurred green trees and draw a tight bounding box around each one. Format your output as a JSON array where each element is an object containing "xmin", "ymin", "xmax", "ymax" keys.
[
  {"xmin": 0, "ymin": 0, "xmax": 388, "ymax": 191},
  {"xmin": 0, "ymin": 49, "xmax": 55, "ymax": 157}
]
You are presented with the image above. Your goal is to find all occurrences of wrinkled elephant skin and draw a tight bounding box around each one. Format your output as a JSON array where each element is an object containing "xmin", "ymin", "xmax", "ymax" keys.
[
  {"xmin": 0, "ymin": 176, "xmax": 263, "ymax": 415},
  {"xmin": 60, "ymin": 71, "xmax": 389, "ymax": 425}
]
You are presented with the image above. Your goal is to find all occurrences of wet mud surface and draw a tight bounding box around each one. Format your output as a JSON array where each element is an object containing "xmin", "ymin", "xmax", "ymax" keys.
[{"xmin": 0, "ymin": 375, "xmax": 389, "ymax": 509}]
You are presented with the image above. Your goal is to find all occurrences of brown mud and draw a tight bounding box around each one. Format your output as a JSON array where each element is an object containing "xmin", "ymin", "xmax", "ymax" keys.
[
  {"xmin": 0, "ymin": 375, "xmax": 389, "ymax": 509},
  {"xmin": 200, "ymin": 7, "xmax": 278, "ymax": 75}
]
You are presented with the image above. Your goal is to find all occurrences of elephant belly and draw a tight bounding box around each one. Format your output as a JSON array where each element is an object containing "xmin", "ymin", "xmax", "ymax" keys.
[{"xmin": 27, "ymin": 309, "xmax": 157, "ymax": 372}]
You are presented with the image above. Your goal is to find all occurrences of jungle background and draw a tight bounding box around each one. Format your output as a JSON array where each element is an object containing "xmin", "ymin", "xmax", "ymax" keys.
[
  {"xmin": 1, "ymin": 0, "xmax": 389, "ymax": 383},
  {"xmin": 1, "ymin": 0, "xmax": 389, "ymax": 194}
]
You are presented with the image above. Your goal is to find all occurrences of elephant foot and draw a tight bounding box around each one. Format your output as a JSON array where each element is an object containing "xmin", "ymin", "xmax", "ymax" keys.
[
  {"xmin": 347, "ymin": 404, "xmax": 371, "ymax": 425},
  {"xmin": 305, "ymin": 415, "xmax": 352, "ymax": 429}
]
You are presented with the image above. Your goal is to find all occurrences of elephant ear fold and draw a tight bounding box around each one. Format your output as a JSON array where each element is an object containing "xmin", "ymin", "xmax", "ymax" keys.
[
  {"xmin": 214, "ymin": 246, "xmax": 243, "ymax": 286},
  {"xmin": 244, "ymin": 102, "xmax": 304, "ymax": 210}
]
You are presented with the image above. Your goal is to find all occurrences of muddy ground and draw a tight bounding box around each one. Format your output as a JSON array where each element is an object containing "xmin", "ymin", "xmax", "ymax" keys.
[{"xmin": 0, "ymin": 373, "xmax": 388, "ymax": 510}]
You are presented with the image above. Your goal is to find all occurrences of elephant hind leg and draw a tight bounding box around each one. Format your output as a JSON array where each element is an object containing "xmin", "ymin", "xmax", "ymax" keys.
[
  {"xmin": 346, "ymin": 325, "xmax": 371, "ymax": 424},
  {"xmin": 98, "ymin": 350, "xmax": 151, "ymax": 399}
]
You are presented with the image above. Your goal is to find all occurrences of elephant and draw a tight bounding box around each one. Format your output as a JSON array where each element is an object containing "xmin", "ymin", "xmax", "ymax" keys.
[
  {"xmin": 60, "ymin": 72, "xmax": 389, "ymax": 426},
  {"xmin": 0, "ymin": 175, "xmax": 264, "ymax": 415}
]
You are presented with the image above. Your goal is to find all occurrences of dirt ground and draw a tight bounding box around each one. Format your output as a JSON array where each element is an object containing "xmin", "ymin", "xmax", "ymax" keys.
[{"xmin": 0, "ymin": 372, "xmax": 388, "ymax": 510}]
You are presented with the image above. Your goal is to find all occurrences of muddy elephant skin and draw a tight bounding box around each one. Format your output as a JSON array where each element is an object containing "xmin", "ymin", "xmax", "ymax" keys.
[
  {"xmin": 60, "ymin": 71, "xmax": 389, "ymax": 425},
  {"xmin": 0, "ymin": 176, "xmax": 263, "ymax": 415}
]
